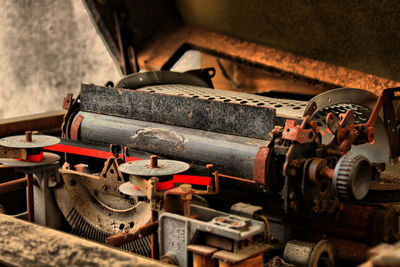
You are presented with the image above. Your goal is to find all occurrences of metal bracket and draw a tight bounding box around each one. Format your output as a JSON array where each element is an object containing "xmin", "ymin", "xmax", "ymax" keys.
[{"xmin": 282, "ymin": 120, "xmax": 315, "ymax": 144}]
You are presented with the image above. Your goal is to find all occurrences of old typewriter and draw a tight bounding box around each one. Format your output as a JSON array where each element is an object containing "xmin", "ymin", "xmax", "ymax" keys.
[{"xmin": 0, "ymin": 1, "xmax": 400, "ymax": 267}]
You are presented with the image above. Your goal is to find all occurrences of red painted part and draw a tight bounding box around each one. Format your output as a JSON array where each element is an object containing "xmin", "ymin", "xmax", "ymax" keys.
[
  {"xmin": 174, "ymin": 175, "xmax": 212, "ymax": 186},
  {"xmin": 44, "ymin": 144, "xmax": 213, "ymax": 186},
  {"xmin": 156, "ymin": 180, "xmax": 174, "ymax": 191},
  {"xmin": 44, "ymin": 144, "xmax": 141, "ymax": 161},
  {"xmin": 16, "ymin": 151, "xmax": 43, "ymax": 162}
]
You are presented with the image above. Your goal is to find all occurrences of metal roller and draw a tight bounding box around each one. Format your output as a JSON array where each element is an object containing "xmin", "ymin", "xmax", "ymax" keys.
[{"xmin": 76, "ymin": 111, "xmax": 268, "ymax": 180}]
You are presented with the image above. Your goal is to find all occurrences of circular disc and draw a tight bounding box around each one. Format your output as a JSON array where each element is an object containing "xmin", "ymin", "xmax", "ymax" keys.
[
  {"xmin": 119, "ymin": 159, "xmax": 190, "ymax": 176},
  {"xmin": 0, "ymin": 152, "xmax": 60, "ymax": 167},
  {"xmin": 0, "ymin": 135, "xmax": 60, "ymax": 148},
  {"xmin": 304, "ymin": 88, "xmax": 390, "ymax": 164},
  {"xmin": 119, "ymin": 182, "xmax": 147, "ymax": 197}
]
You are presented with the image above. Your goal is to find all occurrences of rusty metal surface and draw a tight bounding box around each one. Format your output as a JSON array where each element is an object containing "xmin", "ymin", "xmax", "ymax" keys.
[
  {"xmin": 0, "ymin": 110, "xmax": 65, "ymax": 138},
  {"xmin": 56, "ymin": 168, "xmax": 151, "ymax": 235},
  {"xmin": 307, "ymin": 203, "xmax": 397, "ymax": 245},
  {"xmin": 0, "ymin": 152, "xmax": 60, "ymax": 167},
  {"xmin": 0, "ymin": 134, "xmax": 60, "ymax": 149},
  {"xmin": 119, "ymin": 159, "xmax": 190, "ymax": 176},
  {"xmin": 77, "ymin": 111, "xmax": 266, "ymax": 180},
  {"xmin": 27, "ymin": 173, "xmax": 34, "ymax": 222},
  {"xmin": 253, "ymin": 145, "xmax": 271, "ymax": 188},
  {"xmin": 106, "ymin": 221, "xmax": 159, "ymax": 247},
  {"xmin": 0, "ymin": 147, "xmax": 27, "ymax": 160},
  {"xmin": 70, "ymin": 114, "xmax": 83, "ymax": 141},
  {"xmin": 0, "ymin": 213, "xmax": 168, "ymax": 266},
  {"xmin": 80, "ymin": 84, "xmax": 278, "ymax": 140},
  {"xmin": 0, "ymin": 177, "xmax": 27, "ymax": 194},
  {"xmin": 115, "ymin": 70, "xmax": 211, "ymax": 89},
  {"xmin": 306, "ymin": 88, "xmax": 391, "ymax": 164},
  {"xmin": 137, "ymin": 25, "xmax": 400, "ymax": 94}
]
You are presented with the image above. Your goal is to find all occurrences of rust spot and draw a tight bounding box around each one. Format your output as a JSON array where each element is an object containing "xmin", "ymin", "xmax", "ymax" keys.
[{"xmin": 130, "ymin": 128, "xmax": 186, "ymax": 153}]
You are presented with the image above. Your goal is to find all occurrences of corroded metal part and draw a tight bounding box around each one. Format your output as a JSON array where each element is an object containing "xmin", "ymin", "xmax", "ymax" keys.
[
  {"xmin": 0, "ymin": 134, "xmax": 60, "ymax": 148},
  {"xmin": 0, "ymin": 147, "xmax": 27, "ymax": 159},
  {"xmin": 136, "ymin": 25, "xmax": 400, "ymax": 94},
  {"xmin": 0, "ymin": 152, "xmax": 60, "ymax": 167},
  {"xmin": 77, "ymin": 111, "xmax": 266, "ymax": 180},
  {"xmin": 119, "ymin": 159, "xmax": 190, "ymax": 176},
  {"xmin": 0, "ymin": 213, "xmax": 166, "ymax": 266},
  {"xmin": 119, "ymin": 181, "xmax": 148, "ymax": 197},
  {"xmin": 56, "ymin": 168, "xmax": 151, "ymax": 234},
  {"xmin": 305, "ymin": 88, "xmax": 390, "ymax": 163},
  {"xmin": 283, "ymin": 240, "xmax": 334, "ymax": 267}
]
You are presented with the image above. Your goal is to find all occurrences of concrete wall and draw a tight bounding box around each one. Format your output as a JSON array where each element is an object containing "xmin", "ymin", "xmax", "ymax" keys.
[{"xmin": 0, "ymin": 0, "xmax": 122, "ymax": 119}]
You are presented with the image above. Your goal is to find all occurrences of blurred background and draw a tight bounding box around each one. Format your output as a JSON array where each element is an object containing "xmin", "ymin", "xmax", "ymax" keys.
[{"xmin": 0, "ymin": 0, "xmax": 122, "ymax": 119}]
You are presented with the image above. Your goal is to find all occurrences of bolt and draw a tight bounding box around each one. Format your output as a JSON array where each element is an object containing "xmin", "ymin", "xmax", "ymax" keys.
[
  {"xmin": 102, "ymin": 184, "xmax": 109, "ymax": 191},
  {"xmin": 69, "ymin": 179, "xmax": 76, "ymax": 186},
  {"xmin": 94, "ymin": 189, "xmax": 99, "ymax": 196},
  {"xmin": 180, "ymin": 184, "xmax": 192, "ymax": 192},
  {"xmin": 25, "ymin": 131, "xmax": 32, "ymax": 142},
  {"xmin": 150, "ymin": 155, "xmax": 158, "ymax": 168}
]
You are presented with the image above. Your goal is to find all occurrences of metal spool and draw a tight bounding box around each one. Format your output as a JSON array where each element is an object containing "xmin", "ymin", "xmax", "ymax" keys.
[
  {"xmin": 118, "ymin": 158, "xmax": 190, "ymax": 177},
  {"xmin": 0, "ymin": 133, "xmax": 60, "ymax": 167},
  {"xmin": 283, "ymin": 240, "xmax": 334, "ymax": 267},
  {"xmin": 0, "ymin": 134, "xmax": 60, "ymax": 148},
  {"xmin": 0, "ymin": 152, "xmax": 60, "ymax": 167},
  {"xmin": 118, "ymin": 156, "xmax": 190, "ymax": 197}
]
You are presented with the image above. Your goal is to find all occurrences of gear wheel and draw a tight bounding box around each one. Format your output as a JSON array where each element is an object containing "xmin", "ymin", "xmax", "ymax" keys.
[{"xmin": 333, "ymin": 153, "xmax": 372, "ymax": 200}]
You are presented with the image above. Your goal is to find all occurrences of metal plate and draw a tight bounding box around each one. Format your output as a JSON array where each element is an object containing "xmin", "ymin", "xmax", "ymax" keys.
[
  {"xmin": 56, "ymin": 169, "xmax": 151, "ymax": 235},
  {"xmin": 0, "ymin": 152, "xmax": 60, "ymax": 167},
  {"xmin": 119, "ymin": 182, "xmax": 147, "ymax": 197},
  {"xmin": 0, "ymin": 135, "xmax": 60, "ymax": 148},
  {"xmin": 119, "ymin": 159, "xmax": 190, "ymax": 176}
]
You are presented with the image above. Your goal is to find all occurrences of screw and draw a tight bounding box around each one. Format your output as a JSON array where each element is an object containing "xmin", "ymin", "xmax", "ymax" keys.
[
  {"xmin": 94, "ymin": 189, "xmax": 99, "ymax": 196},
  {"xmin": 150, "ymin": 155, "xmax": 158, "ymax": 168},
  {"xmin": 25, "ymin": 131, "xmax": 32, "ymax": 142}
]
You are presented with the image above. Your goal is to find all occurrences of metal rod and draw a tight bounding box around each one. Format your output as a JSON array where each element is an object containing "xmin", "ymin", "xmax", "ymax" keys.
[
  {"xmin": 151, "ymin": 210, "xmax": 159, "ymax": 260},
  {"xmin": 0, "ymin": 177, "xmax": 27, "ymax": 194},
  {"xmin": 150, "ymin": 155, "xmax": 158, "ymax": 169},
  {"xmin": 27, "ymin": 173, "xmax": 34, "ymax": 222},
  {"xmin": 105, "ymin": 221, "xmax": 159, "ymax": 247},
  {"xmin": 25, "ymin": 131, "xmax": 32, "ymax": 142}
]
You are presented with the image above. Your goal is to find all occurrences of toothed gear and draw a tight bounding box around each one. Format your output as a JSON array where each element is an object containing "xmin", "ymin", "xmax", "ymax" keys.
[{"xmin": 333, "ymin": 153, "xmax": 372, "ymax": 200}]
